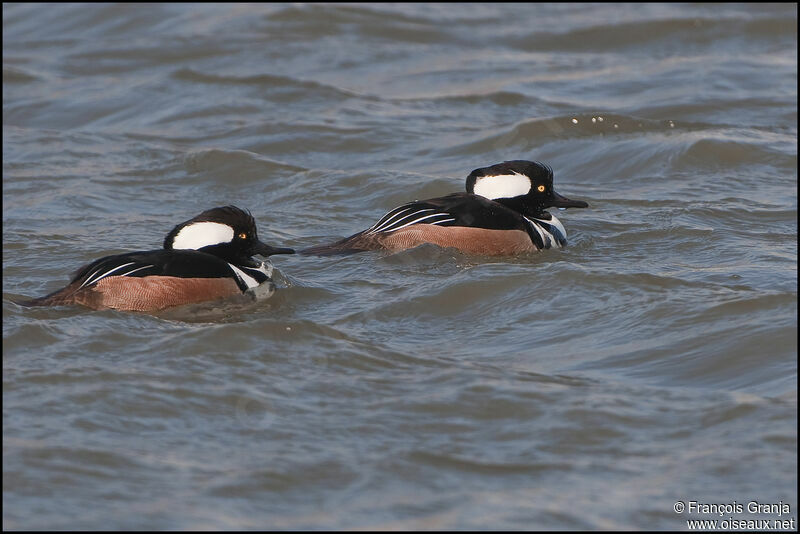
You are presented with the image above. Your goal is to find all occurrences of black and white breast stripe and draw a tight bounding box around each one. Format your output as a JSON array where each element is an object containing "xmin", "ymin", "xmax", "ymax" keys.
[
  {"xmin": 524, "ymin": 215, "xmax": 567, "ymax": 250},
  {"xmin": 365, "ymin": 203, "xmax": 456, "ymax": 235},
  {"xmin": 227, "ymin": 262, "xmax": 272, "ymax": 291}
]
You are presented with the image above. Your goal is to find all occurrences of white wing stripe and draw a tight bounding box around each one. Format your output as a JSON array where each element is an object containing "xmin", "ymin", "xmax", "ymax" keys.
[
  {"xmin": 78, "ymin": 267, "xmax": 104, "ymax": 289},
  {"xmin": 384, "ymin": 213, "xmax": 456, "ymax": 232},
  {"xmin": 374, "ymin": 209, "xmax": 438, "ymax": 233},
  {"xmin": 370, "ymin": 207, "xmax": 435, "ymax": 233},
  {"xmin": 121, "ymin": 264, "xmax": 155, "ymax": 277},
  {"xmin": 366, "ymin": 203, "xmax": 461, "ymax": 235},
  {"xmin": 369, "ymin": 208, "xmax": 415, "ymax": 233},
  {"xmin": 79, "ymin": 261, "xmax": 136, "ymax": 289},
  {"xmin": 367, "ymin": 206, "xmax": 415, "ymax": 232}
]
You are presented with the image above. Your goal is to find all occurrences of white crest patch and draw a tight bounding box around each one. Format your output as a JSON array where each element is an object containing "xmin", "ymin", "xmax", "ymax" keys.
[
  {"xmin": 171, "ymin": 221, "xmax": 234, "ymax": 250},
  {"xmin": 473, "ymin": 172, "xmax": 531, "ymax": 200}
]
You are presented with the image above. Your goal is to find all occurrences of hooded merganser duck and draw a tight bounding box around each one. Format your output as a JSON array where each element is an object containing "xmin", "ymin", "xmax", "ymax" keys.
[
  {"xmin": 24, "ymin": 206, "xmax": 294, "ymax": 312},
  {"xmin": 301, "ymin": 160, "xmax": 588, "ymax": 256}
]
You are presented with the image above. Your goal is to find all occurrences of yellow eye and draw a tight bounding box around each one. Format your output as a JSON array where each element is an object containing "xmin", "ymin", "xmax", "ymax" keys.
[
  {"xmin": 238, "ymin": 232, "xmax": 247, "ymax": 240},
  {"xmin": 537, "ymin": 185, "xmax": 546, "ymax": 193}
]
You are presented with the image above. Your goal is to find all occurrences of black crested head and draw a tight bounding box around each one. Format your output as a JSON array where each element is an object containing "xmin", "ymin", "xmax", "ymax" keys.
[
  {"xmin": 163, "ymin": 205, "xmax": 294, "ymax": 265},
  {"xmin": 163, "ymin": 205, "xmax": 256, "ymax": 250},
  {"xmin": 465, "ymin": 160, "xmax": 588, "ymax": 217},
  {"xmin": 192, "ymin": 205, "xmax": 258, "ymax": 230}
]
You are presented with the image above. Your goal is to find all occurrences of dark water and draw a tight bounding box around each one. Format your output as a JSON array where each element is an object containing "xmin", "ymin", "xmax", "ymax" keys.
[{"xmin": 3, "ymin": 3, "xmax": 797, "ymax": 530}]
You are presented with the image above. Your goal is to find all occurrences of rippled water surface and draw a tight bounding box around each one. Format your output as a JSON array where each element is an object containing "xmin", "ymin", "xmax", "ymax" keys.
[{"xmin": 3, "ymin": 3, "xmax": 797, "ymax": 530}]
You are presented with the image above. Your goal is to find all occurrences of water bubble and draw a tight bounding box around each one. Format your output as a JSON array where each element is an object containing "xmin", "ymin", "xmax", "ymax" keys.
[{"xmin": 235, "ymin": 395, "xmax": 276, "ymax": 430}]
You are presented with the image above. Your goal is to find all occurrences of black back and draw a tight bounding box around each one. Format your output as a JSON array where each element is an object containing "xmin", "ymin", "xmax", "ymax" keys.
[
  {"xmin": 67, "ymin": 248, "xmax": 261, "ymax": 293},
  {"xmin": 366, "ymin": 193, "xmax": 530, "ymax": 234}
]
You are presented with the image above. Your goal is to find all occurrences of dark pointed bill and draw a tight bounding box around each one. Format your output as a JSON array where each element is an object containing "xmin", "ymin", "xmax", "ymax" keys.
[
  {"xmin": 253, "ymin": 240, "xmax": 295, "ymax": 256},
  {"xmin": 548, "ymin": 190, "xmax": 589, "ymax": 209}
]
